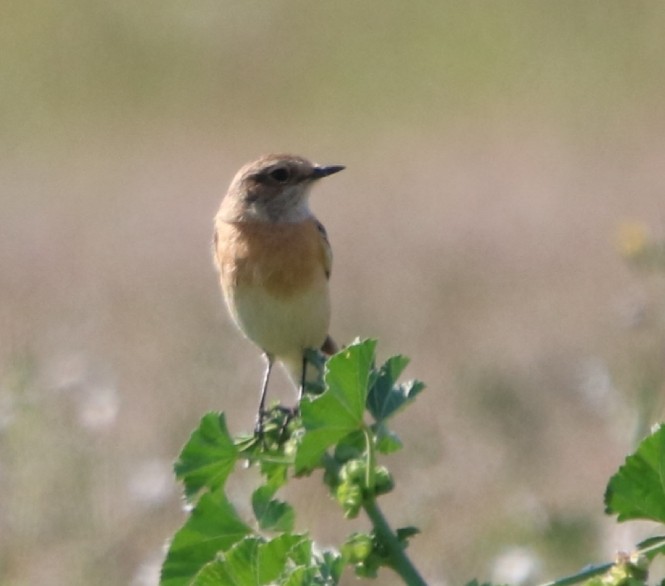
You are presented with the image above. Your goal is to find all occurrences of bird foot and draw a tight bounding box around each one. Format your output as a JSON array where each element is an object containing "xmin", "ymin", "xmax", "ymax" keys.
[{"xmin": 254, "ymin": 404, "xmax": 299, "ymax": 438}]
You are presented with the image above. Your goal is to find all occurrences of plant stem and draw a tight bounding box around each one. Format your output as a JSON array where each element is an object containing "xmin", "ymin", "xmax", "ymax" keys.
[
  {"xmin": 363, "ymin": 497, "xmax": 428, "ymax": 586},
  {"xmin": 538, "ymin": 562, "xmax": 611, "ymax": 586},
  {"xmin": 363, "ymin": 426, "xmax": 376, "ymax": 490},
  {"xmin": 538, "ymin": 536, "xmax": 665, "ymax": 586}
]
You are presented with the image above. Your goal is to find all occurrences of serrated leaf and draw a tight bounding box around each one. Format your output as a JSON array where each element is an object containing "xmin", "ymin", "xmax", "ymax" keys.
[
  {"xmin": 190, "ymin": 534, "xmax": 314, "ymax": 586},
  {"xmin": 374, "ymin": 423, "xmax": 403, "ymax": 454},
  {"xmin": 281, "ymin": 566, "xmax": 310, "ymax": 586},
  {"xmin": 190, "ymin": 560, "xmax": 231, "ymax": 586},
  {"xmin": 367, "ymin": 355, "xmax": 409, "ymax": 419},
  {"xmin": 319, "ymin": 550, "xmax": 345, "ymax": 583},
  {"xmin": 160, "ymin": 491, "xmax": 251, "ymax": 586},
  {"xmin": 324, "ymin": 339, "xmax": 377, "ymax": 421},
  {"xmin": 283, "ymin": 533, "xmax": 313, "ymax": 566},
  {"xmin": 251, "ymin": 460, "xmax": 295, "ymax": 531},
  {"xmin": 295, "ymin": 340, "xmax": 377, "ymax": 473},
  {"xmin": 191, "ymin": 537, "xmax": 264, "ymax": 586},
  {"xmin": 262, "ymin": 534, "xmax": 311, "ymax": 576},
  {"xmin": 174, "ymin": 412, "xmax": 238, "ymax": 501},
  {"xmin": 252, "ymin": 484, "xmax": 295, "ymax": 532},
  {"xmin": 260, "ymin": 458, "xmax": 290, "ymax": 487},
  {"xmin": 333, "ymin": 429, "xmax": 366, "ymax": 462},
  {"xmin": 605, "ymin": 423, "xmax": 665, "ymax": 523},
  {"xmin": 367, "ymin": 356, "xmax": 425, "ymax": 422},
  {"xmin": 198, "ymin": 537, "xmax": 263, "ymax": 586}
]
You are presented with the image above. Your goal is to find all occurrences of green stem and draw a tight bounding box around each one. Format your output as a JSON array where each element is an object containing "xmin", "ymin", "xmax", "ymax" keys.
[
  {"xmin": 363, "ymin": 497, "xmax": 428, "ymax": 586},
  {"xmin": 538, "ymin": 536, "xmax": 665, "ymax": 586},
  {"xmin": 363, "ymin": 426, "xmax": 376, "ymax": 490},
  {"xmin": 538, "ymin": 562, "xmax": 611, "ymax": 586}
]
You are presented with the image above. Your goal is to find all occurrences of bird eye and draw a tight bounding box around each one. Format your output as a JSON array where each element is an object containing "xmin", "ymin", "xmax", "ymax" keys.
[{"xmin": 268, "ymin": 167, "xmax": 290, "ymax": 183}]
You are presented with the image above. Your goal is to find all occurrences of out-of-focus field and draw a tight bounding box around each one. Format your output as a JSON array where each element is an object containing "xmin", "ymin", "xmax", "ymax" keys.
[{"xmin": 2, "ymin": 3, "xmax": 665, "ymax": 585}]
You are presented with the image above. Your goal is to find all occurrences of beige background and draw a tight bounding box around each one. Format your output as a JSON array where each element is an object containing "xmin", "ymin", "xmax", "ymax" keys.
[{"xmin": 2, "ymin": 3, "xmax": 665, "ymax": 585}]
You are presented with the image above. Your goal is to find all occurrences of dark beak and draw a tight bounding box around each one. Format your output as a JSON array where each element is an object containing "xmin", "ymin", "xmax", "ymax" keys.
[{"xmin": 311, "ymin": 164, "xmax": 345, "ymax": 179}]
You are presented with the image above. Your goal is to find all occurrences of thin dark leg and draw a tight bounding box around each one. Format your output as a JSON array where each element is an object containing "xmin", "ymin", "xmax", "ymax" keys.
[
  {"xmin": 255, "ymin": 354, "xmax": 273, "ymax": 434},
  {"xmin": 298, "ymin": 353, "xmax": 308, "ymax": 402}
]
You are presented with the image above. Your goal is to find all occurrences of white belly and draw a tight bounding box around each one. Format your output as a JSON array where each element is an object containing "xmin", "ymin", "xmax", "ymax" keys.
[{"xmin": 225, "ymin": 281, "xmax": 330, "ymax": 380}]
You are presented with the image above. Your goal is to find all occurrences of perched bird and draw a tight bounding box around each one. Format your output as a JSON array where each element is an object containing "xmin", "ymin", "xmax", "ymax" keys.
[{"xmin": 213, "ymin": 154, "xmax": 344, "ymax": 429}]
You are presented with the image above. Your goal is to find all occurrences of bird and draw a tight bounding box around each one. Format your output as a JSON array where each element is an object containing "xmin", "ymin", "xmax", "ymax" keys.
[{"xmin": 213, "ymin": 154, "xmax": 344, "ymax": 431}]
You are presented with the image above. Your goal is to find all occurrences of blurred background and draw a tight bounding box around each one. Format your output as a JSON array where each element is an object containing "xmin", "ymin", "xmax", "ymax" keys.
[{"xmin": 2, "ymin": 2, "xmax": 665, "ymax": 585}]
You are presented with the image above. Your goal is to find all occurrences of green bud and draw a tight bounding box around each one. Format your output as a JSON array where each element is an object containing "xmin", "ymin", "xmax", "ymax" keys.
[
  {"xmin": 628, "ymin": 552, "xmax": 648, "ymax": 574},
  {"xmin": 336, "ymin": 481, "xmax": 363, "ymax": 519},
  {"xmin": 283, "ymin": 437, "xmax": 299, "ymax": 460},
  {"xmin": 340, "ymin": 459, "xmax": 367, "ymax": 483},
  {"xmin": 373, "ymin": 466, "xmax": 394, "ymax": 495},
  {"xmin": 342, "ymin": 532, "xmax": 373, "ymax": 563}
]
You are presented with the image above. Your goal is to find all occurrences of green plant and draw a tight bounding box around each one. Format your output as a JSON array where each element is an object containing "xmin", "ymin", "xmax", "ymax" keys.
[
  {"xmin": 160, "ymin": 339, "xmax": 665, "ymax": 585},
  {"xmin": 535, "ymin": 424, "xmax": 665, "ymax": 586},
  {"xmin": 160, "ymin": 339, "xmax": 425, "ymax": 585}
]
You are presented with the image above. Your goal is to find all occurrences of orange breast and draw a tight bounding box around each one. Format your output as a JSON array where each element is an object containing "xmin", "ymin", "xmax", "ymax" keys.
[{"xmin": 216, "ymin": 219, "xmax": 328, "ymax": 298}]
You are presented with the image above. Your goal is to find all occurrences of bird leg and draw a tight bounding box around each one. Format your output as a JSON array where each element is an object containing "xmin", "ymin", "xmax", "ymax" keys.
[
  {"xmin": 255, "ymin": 353, "xmax": 273, "ymax": 435},
  {"xmin": 298, "ymin": 353, "xmax": 308, "ymax": 403}
]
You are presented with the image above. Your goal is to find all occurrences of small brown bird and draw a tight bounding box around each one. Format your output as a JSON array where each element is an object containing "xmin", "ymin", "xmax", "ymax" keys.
[{"xmin": 213, "ymin": 154, "xmax": 344, "ymax": 428}]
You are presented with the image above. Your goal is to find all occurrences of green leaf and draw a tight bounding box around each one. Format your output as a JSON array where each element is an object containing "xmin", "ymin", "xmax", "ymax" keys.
[
  {"xmin": 191, "ymin": 534, "xmax": 317, "ymax": 586},
  {"xmin": 190, "ymin": 534, "xmax": 328, "ymax": 586},
  {"xmin": 160, "ymin": 490, "xmax": 251, "ymax": 586},
  {"xmin": 324, "ymin": 339, "xmax": 377, "ymax": 421},
  {"xmin": 174, "ymin": 412, "xmax": 238, "ymax": 501},
  {"xmin": 367, "ymin": 355, "xmax": 409, "ymax": 418},
  {"xmin": 295, "ymin": 340, "xmax": 377, "ymax": 473},
  {"xmin": 190, "ymin": 560, "xmax": 231, "ymax": 586},
  {"xmin": 333, "ymin": 429, "xmax": 366, "ymax": 462},
  {"xmin": 374, "ymin": 423, "xmax": 403, "ymax": 454},
  {"xmin": 280, "ymin": 567, "xmax": 310, "ymax": 586},
  {"xmin": 250, "ymin": 460, "xmax": 295, "ymax": 531},
  {"xmin": 261, "ymin": 534, "xmax": 312, "ymax": 576},
  {"xmin": 281, "ymin": 534, "xmax": 313, "ymax": 567},
  {"xmin": 605, "ymin": 423, "xmax": 665, "ymax": 523},
  {"xmin": 396, "ymin": 526, "xmax": 420, "ymax": 546},
  {"xmin": 367, "ymin": 356, "xmax": 425, "ymax": 423},
  {"xmin": 252, "ymin": 484, "xmax": 295, "ymax": 532},
  {"xmin": 319, "ymin": 550, "xmax": 344, "ymax": 583},
  {"xmin": 259, "ymin": 454, "xmax": 296, "ymax": 487},
  {"xmin": 191, "ymin": 537, "xmax": 268, "ymax": 585}
]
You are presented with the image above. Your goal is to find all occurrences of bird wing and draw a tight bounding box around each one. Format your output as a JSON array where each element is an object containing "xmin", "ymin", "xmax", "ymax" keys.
[{"xmin": 315, "ymin": 220, "xmax": 332, "ymax": 279}]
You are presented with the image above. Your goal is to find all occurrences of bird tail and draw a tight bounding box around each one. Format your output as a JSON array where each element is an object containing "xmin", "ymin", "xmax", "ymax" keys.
[
  {"xmin": 280, "ymin": 336, "xmax": 339, "ymax": 397},
  {"xmin": 321, "ymin": 335, "xmax": 338, "ymax": 355}
]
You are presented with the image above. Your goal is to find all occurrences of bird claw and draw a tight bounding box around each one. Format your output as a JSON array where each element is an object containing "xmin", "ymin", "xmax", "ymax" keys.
[{"xmin": 254, "ymin": 404, "xmax": 300, "ymax": 442}]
